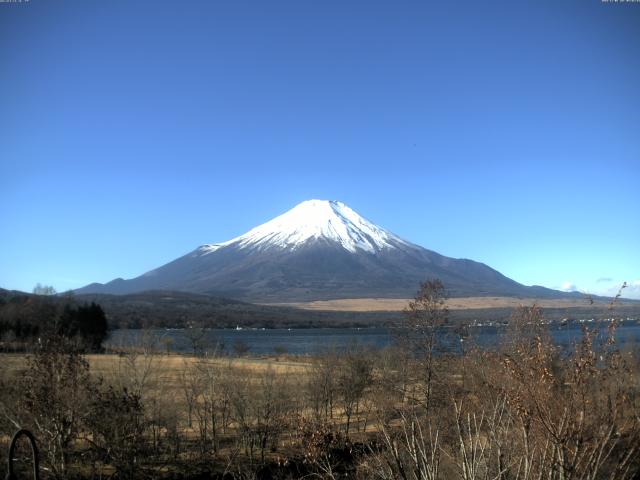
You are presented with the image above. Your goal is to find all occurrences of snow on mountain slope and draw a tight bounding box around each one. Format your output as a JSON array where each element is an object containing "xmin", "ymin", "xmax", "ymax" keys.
[
  {"xmin": 199, "ymin": 199, "xmax": 410, "ymax": 254},
  {"xmin": 76, "ymin": 199, "xmax": 577, "ymax": 301}
]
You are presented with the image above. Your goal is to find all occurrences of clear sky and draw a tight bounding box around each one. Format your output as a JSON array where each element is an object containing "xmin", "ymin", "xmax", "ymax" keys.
[{"xmin": 1, "ymin": 0, "xmax": 638, "ymax": 298}]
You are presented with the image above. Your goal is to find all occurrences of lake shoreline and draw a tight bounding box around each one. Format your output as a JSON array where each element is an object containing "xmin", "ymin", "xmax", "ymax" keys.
[{"xmin": 106, "ymin": 319, "xmax": 640, "ymax": 356}]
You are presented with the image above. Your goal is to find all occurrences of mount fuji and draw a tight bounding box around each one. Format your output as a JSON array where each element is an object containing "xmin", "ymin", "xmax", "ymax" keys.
[{"xmin": 76, "ymin": 200, "xmax": 569, "ymax": 301}]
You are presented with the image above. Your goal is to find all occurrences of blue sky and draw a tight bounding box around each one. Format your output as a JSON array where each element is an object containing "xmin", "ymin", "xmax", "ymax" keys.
[{"xmin": 1, "ymin": 0, "xmax": 638, "ymax": 298}]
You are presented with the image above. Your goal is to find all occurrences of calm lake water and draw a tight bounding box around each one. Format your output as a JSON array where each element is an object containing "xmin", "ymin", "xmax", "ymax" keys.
[{"xmin": 106, "ymin": 320, "xmax": 640, "ymax": 356}]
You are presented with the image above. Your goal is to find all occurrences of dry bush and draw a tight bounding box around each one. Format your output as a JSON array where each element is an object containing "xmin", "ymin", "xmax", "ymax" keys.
[
  {"xmin": 18, "ymin": 337, "xmax": 95, "ymax": 479},
  {"xmin": 460, "ymin": 306, "xmax": 640, "ymax": 480},
  {"xmin": 370, "ymin": 301, "xmax": 640, "ymax": 480},
  {"xmin": 85, "ymin": 385, "xmax": 146, "ymax": 479},
  {"xmin": 296, "ymin": 416, "xmax": 351, "ymax": 479}
]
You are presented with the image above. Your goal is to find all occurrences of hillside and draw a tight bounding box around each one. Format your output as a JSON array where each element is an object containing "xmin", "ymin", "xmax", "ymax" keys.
[{"xmin": 76, "ymin": 200, "xmax": 584, "ymax": 302}]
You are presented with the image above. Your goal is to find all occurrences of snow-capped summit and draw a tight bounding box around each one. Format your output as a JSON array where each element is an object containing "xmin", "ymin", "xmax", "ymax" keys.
[{"xmin": 199, "ymin": 200, "xmax": 409, "ymax": 254}]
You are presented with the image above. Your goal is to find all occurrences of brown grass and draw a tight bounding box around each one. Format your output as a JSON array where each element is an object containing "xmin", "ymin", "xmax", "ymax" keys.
[
  {"xmin": 1, "ymin": 352, "xmax": 313, "ymax": 394},
  {"xmin": 266, "ymin": 295, "xmax": 624, "ymax": 311}
]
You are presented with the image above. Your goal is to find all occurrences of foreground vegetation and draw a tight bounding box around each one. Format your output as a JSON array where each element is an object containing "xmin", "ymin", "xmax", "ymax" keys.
[{"xmin": 1, "ymin": 282, "xmax": 639, "ymax": 479}]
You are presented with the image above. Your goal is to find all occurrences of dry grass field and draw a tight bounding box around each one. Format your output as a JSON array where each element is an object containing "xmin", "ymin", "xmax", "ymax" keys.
[
  {"xmin": 267, "ymin": 295, "xmax": 625, "ymax": 311},
  {"xmin": 0, "ymin": 350, "xmax": 326, "ymax": 478},
  {"xmin": 0, "ymin": 352, "xmax": 313, "ymax": 391}
]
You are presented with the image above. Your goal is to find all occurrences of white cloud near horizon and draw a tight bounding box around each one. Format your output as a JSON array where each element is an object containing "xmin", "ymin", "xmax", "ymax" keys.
[
  {"xmin": 556, "ymin": 279, "xmax": 640, "ymax": 300},
  {"xmin": 592, "ymin": 279, "xmax": 640, "ymax": 300},
  {"xmin": 624, "ymin": 280, "xmax": 640, "ymax": 299},
  {"xmin": 561, "ymin": 281, "xmax": 578, "ymax": 292}
]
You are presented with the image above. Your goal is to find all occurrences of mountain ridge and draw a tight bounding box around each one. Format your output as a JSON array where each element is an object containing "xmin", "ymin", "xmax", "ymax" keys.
[{"xmin": 76, "ymin": 200, "xmax": 582, "ymax": 301}]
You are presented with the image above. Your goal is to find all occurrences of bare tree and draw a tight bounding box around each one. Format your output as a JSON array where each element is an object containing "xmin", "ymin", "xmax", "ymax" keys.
[
  {"xmin": 184, "ymin": 323, "xmax": 207, "ymax": 356},
  {"xmin": 252, "ymin": 368, "xmax": 292, "ymax": 463},
  {"xmin": 307, "ymin": 349, "xmax": 338, "ymax": 421},
  {"xmin": 230, "ymin": 367, "xmax": 291, "ymax": 465},
  {"xmin": 233, "ymin": 339, "xmax": 250, "ymax": 356},
  {"xmin": 402, "ymin": 279, "xmax": 448, "ymax": 411},
  {"xmin": 336, "ymin": 347, "xmax": 373, "ymax": 436},
  {"xmin": 179, "ymin": 359, "xmax": 201, "ymax": 429}
]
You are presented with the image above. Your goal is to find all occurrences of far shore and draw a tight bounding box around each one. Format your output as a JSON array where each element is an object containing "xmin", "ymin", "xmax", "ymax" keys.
[{"xmin": 265, "ymin": 296, "xmax": 637, "ymax": 312}]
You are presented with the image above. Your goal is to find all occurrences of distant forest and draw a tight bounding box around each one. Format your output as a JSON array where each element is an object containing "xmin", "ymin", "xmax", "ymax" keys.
[
  {"xmin": 1, "ymin": 288, "xmax": 638, "ymax": 348},
  {"xmin": 0, "ymin": 289, "xmax": 396, "ymax": 338},
  {"xmin": 85, "ymin": 292, "xmax": 640, "ymax": 330},
  {"xmin": 65, "ymin": 290, "xmax": 399, "ymax": 329},
  {"xmin": 0, "ymin": 291, "xmax": 108, "ymax": 351}
]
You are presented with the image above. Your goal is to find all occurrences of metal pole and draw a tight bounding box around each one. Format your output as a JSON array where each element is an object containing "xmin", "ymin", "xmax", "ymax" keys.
[{"xmin": 5, "ymin": 429, "xmax": 39, "ymax": 480}]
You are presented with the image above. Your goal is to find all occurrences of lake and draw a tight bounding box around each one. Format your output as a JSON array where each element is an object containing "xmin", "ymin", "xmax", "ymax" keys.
[{"xmin": 106, "ymin": 319, "xmax": 640, "ymax": 355}]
